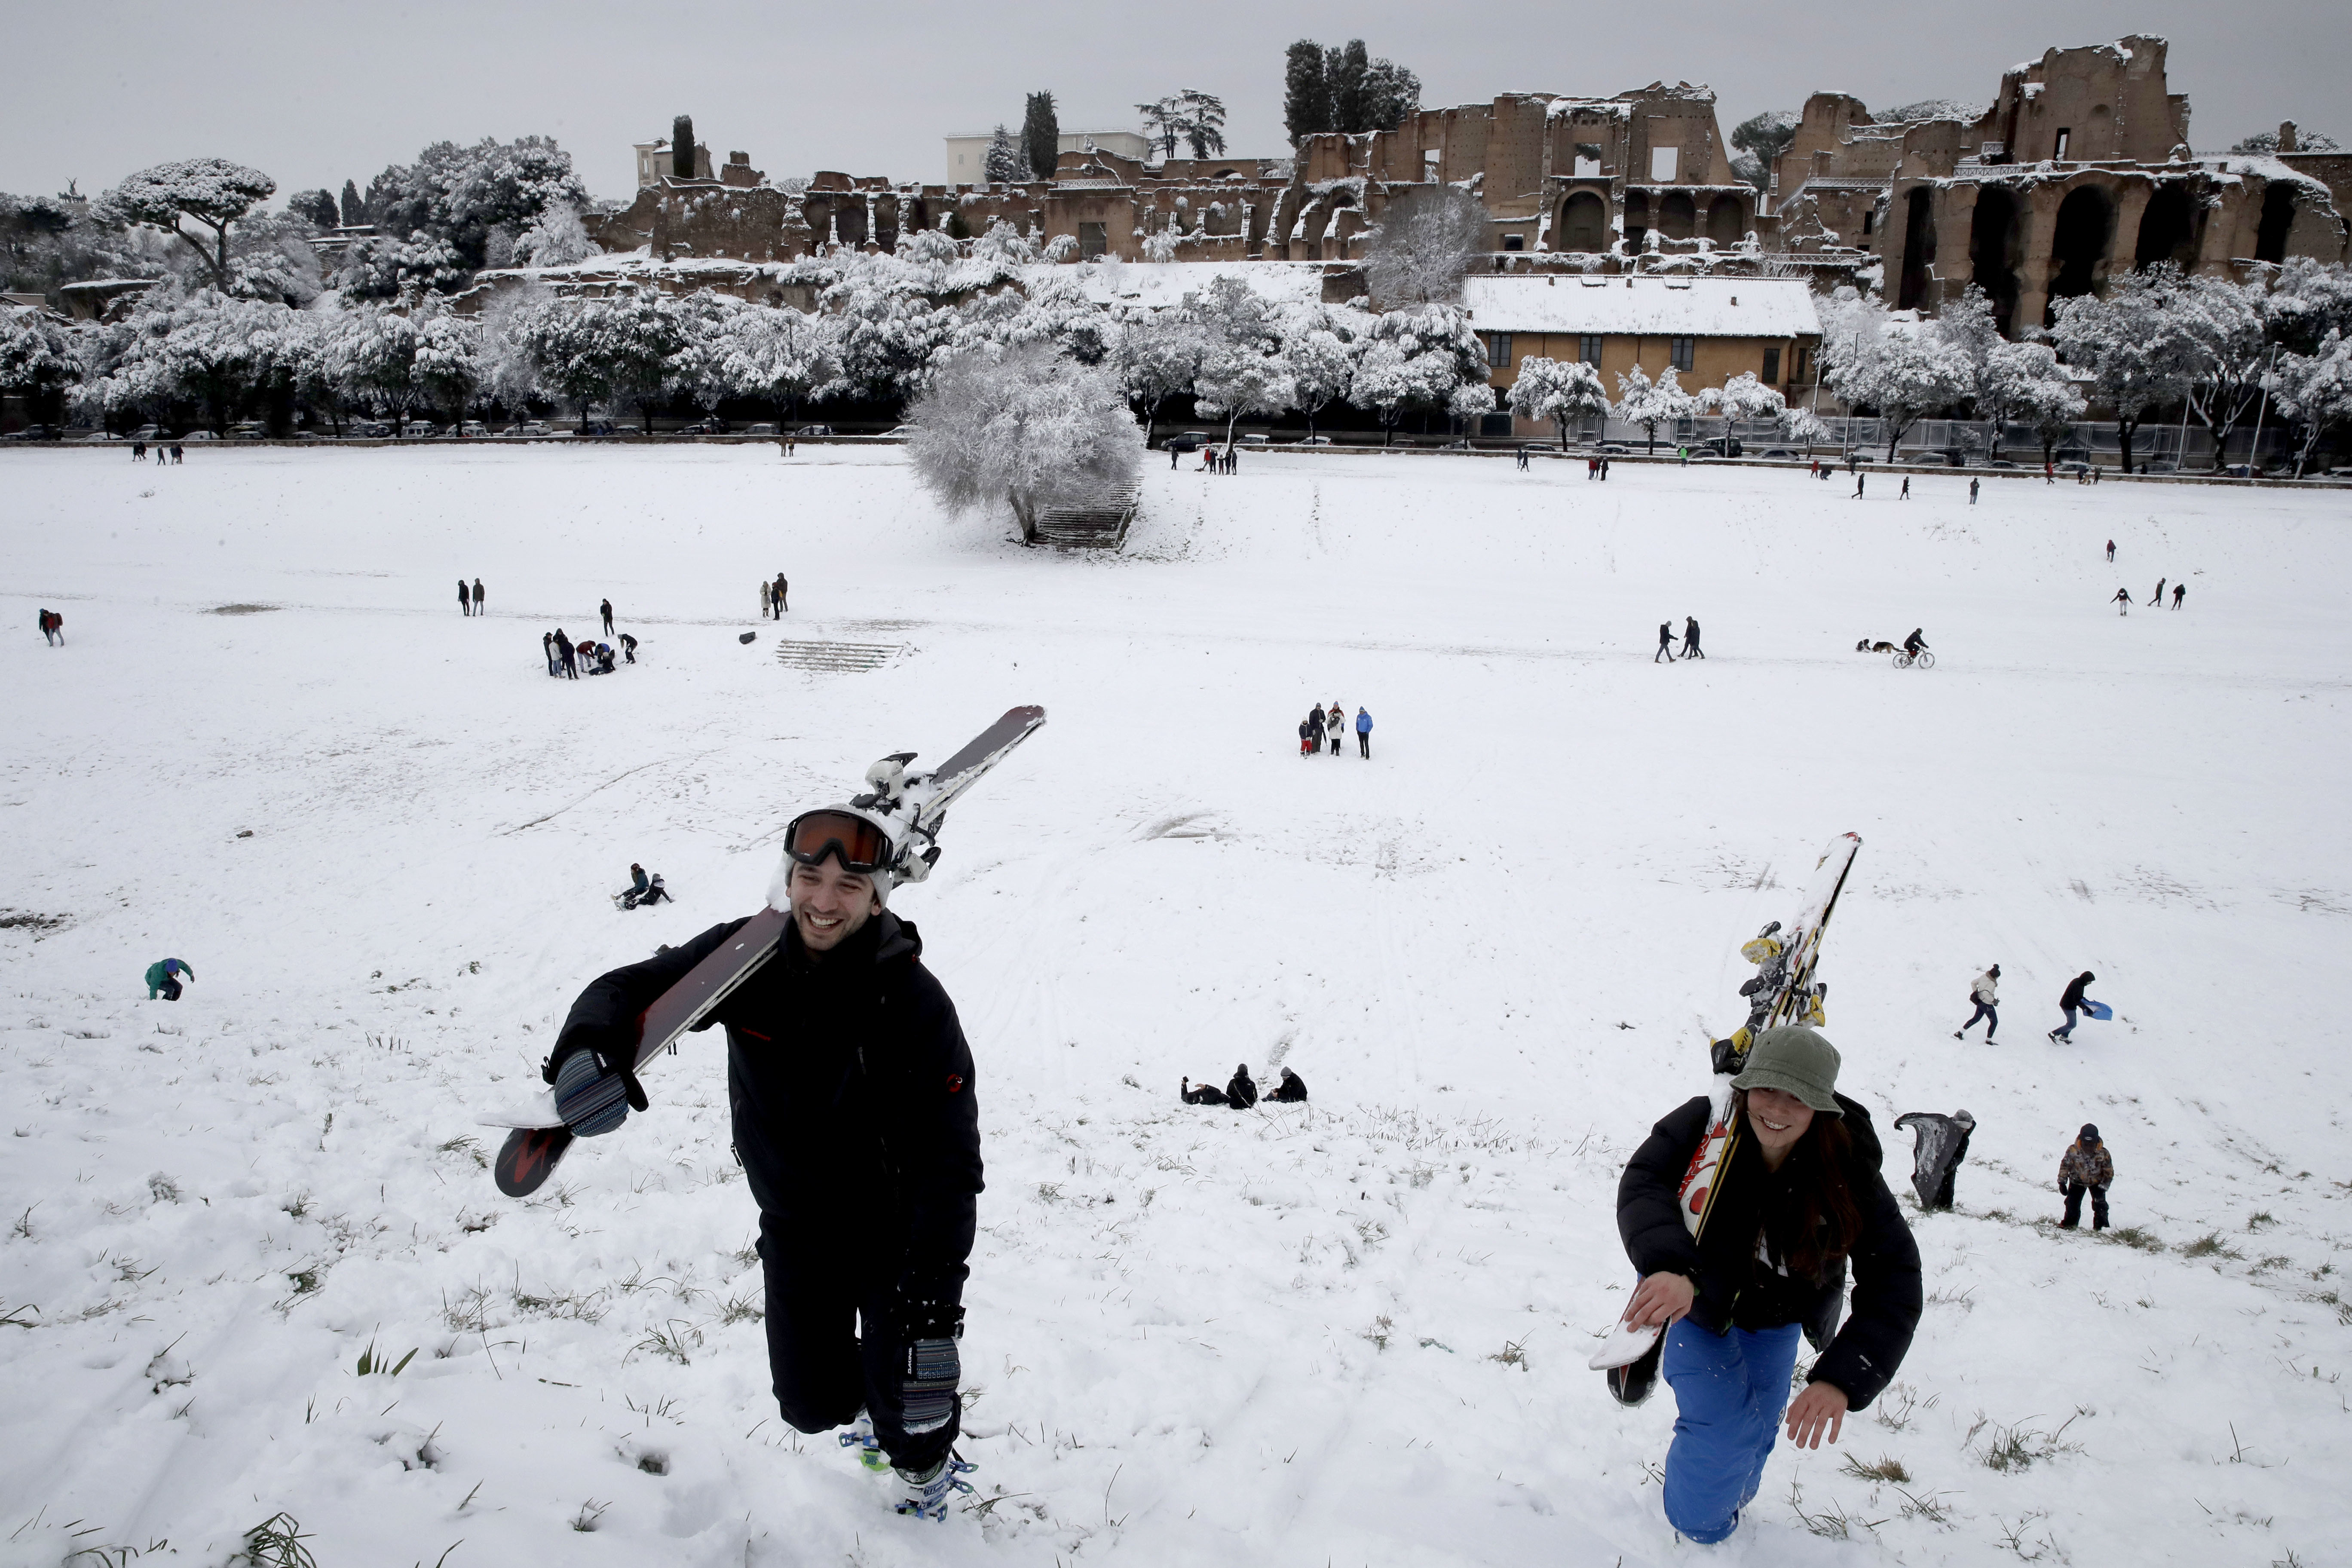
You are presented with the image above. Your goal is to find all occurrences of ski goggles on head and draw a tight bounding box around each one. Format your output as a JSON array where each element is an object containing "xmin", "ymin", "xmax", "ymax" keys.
[{"xmin": 782, "ymin": 809, "xmax": 894, "ymax": 875}]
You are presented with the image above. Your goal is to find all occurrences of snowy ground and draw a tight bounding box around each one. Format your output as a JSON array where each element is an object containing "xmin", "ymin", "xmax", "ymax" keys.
[{"xmin": 3, "ymin": 444, "xmax": 2350, "ymax": 1568}]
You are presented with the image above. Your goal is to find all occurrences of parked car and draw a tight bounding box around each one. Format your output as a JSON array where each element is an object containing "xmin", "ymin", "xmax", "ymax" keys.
[
  {"xmin": 397, "ymin": 420, "xmax": 439, "ymax": 438},
  {"xmin": 881, "ymin": 424, "xmax": 917, "ymax": 438},
  {"xmin": 228, "ymin": 422, "xmax": 267, "ymax": 440},
  {"xmin": 1240, "ymin": 433, "xmax": 1271, "ymax": 445},
  {"xmin": 1438, "ymin": 438, "xmax": 1476, "ymax": 451},
  {"xmin": 501, "ymin": 420, "xmax": 552, "ymax": 437},
  {"xmin": 1519, "ymin": 441, "xmax": 1561, "ymax": 453},
  {"xmin": 1757, "ymin": 447, "xmax": 1796, "ymax": 459},
  {"xmin": 182, "ymin": 430, "xmax": 220, "ymax": 441},
  {"xmin": 457, "ymin": 420, "xmax": 488, "ymax": 437},
  {"xmin": 1596, "ymin": 442, "xmax": 1630, "ymax": 455},
  {"xmin": 1698, "ymin": 435, "xmax": 1744, "ymax": 458},
  {"xmin": 571, "ymin": 419, "xmax": 620, "ymax": 437},
  {"xmin": 2058, "ymin": 461, "xmax": 2094, "ymax": 475},
  {"xmin": 1291, "ymin": 434, "xmax": 1334, "ymax": 446},
  {"xmin": 1161, "ymin": 432, "xmax": 1210, "ymax": 452},
  {"xmin": 3, "ymin": 423, "xmax": 62, "ymax": 441},
  {"xmin": 677, "ymin": 418, "xmax": 728, "ymax": 435},
  {"xmin": 1988, "ymin": 459, "xmax": 2020, "ymax": 469},
  {"xmin": 741, "ymin": 422, "xmax": 780, "ymax": 436},
  {"xmin": 793, "ymin": 423, "xmax": 834, "ymax": 438}
]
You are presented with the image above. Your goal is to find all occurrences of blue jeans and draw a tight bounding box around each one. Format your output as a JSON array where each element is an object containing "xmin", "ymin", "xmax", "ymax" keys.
[
  {"xmin": 2053, "ymin": 1005, "xmax": 2079, "ymax": 1039},
  {"xmin": 1661, "ymin": 1318, "xmax": 1802, "ymax": 1544},
  {"xmin": 1960, "ymin": 1001, "xmax": 1997, "ymax": 1038}
]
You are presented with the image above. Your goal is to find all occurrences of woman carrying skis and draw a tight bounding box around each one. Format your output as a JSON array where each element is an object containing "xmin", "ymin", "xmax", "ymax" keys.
[{"xmin": 1614, "ymin": 1027, "xmax": 1920, "ymax": 1544}]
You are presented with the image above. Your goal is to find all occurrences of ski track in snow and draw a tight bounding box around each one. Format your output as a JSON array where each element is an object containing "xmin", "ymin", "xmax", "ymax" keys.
[{"xmin": 2, "ymin": 444, "xmax": 2350, "ymax": 1566}]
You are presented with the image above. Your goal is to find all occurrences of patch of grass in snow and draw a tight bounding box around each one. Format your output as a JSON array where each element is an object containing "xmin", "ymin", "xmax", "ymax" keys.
[
  {"xmin": 1786, "ymin": 1479, "xmax": 1883, "ymax": 1539},
  {"xmin": 717, "ymin": 1290, "xmax": 765, "ymax": 1325},
  {"xmin": 2106, "ymin": 1225, "xmax": 2165, "ymax": 1252},
  {"xmin": 206, "ymin": 603, "xmax": 279, "ymax": 616},
  {"xmin": 1893, "ymin": 1485, "xmax": 1955, "ymax": 1525},
  {"xmin": 2181, "ymin": 1231, "xmax": 2243, "ymax": 1260},
  {"xmin": 1487, "ymin": 1338, "xmax": 1529, "ymax": 1371},
  {"xmin": 1991, "ymin": 1510, "xmax": 2061, "ymax": 1561},
  {"xmin": 286, "ymin": 1270, "xmax": 320, "ymax": 1297},
  {"xmin": 1969, "ymin": 1412, "xmax": 2082, "ymax": 1473},
  {"xmin": 234, "ymin": 1511, "xmax": 317, "ymax": 1567},
  {"xmin": 569, "ymin": 1498, "xmax": 609, "ymax": 1533},
  {"xmin": 1361, "ymin": 1314, "xmax": 1393, "ymax": 1351},
  {"xmin": 627, "ymin": 1320, "xmax": 703, "ymax": 1365},
  {"xmin": 1840, "ymin": 1454, "xmax": 1911, "ymax": 1483},
  {"xmin": 2249, "ymin": 1210, "xmax": 2278, "ymax": 1229},
  {"xmin": 1873, "ymin": 1382, "xmax": 1935, "ymax": 1430},
  {"xmin": 0, "ymin": 910, "xmax": 69, "ymax": 932},
  {"xmin": 512, "ymin": 1284, "xmax": 608, "ymax": 1323}
]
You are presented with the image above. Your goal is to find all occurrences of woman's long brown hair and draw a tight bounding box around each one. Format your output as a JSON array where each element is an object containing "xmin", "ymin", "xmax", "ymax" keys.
[{"xmin": 1740, "ymin": 1094, "xmax": 1864, "ymax": 1282}]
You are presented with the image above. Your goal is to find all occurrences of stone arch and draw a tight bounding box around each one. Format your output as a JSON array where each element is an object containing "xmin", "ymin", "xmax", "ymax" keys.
[
  {"xmin": 1623, "ymin": 190, "xmax": 1651, "ymax": 251},
  {"xmin": 2045, "ymin": 185, "xmax": 2114, "ymax": 323},
  {"xmin": 2256, "ymin": 184, "xmax": 2297, "ymax": 263},
  {"xmin": 1658, "ymin": 190, "xmax": 1696, "ymax": 241},
  {"xmin": 2133, "ymin": 183, "xmax": 2201, "ymax": 271},
  {"xmin": 1968, "ymin": 186, "xmax": 2023, "ymax": 336},
  {"xmin": 1898, "ymin": 187, "xmax": 1938, "ymax": 310},
  {"xmin": 1558, "ymin": 190, "xmax": 1608, "ymax": 252},
  {"xmin": 1706, "ymin": 193, "xmax": 1744, "ymax": 246}
]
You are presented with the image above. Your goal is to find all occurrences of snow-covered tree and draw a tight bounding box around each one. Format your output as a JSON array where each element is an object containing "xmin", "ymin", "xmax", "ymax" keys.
[
  {"xmin": 1974, "ymin": 339, "xmax": 2083, "ymax": 459},
  {"xmin": 1349, "ymin": 302, "xmax": 1488, "ymax": 443},
  {"xmin": 1194, "ymin": 342, "xmax": 1294, "ymax": 445},
  {"xmin": 1362, "ymin": 184, "xmax": 1489, "ymax": 308},
  {"xmin": 0, "ymin": 308, "xmax": 79, "ymax": 424},
  {"xmin": 361, "ymin": 136, "xmax": 589, "ymax": 272},
  {"xmin": 2264, "ymin": 258, "xmax": 2352, "ymax": 356},
  {"xmin": 512, "ymin": 202, "xmax": 595, "ymax": 268},
  {"xmin": 1282, "ymin": 324, "xmax": 1354, "ymax": 439},
  {"xmin": 336, "ymin": 230, "xmax": 465, "ymax": 299},
  {"xmin": 2267, "ymin": 328, "xmax": 2352, "ymax": 475},
  {"xmin": 1819, "ymin": 291, "xmax": 1970, "ymax": 460},
  {"xmin": 2171, "ymin": 273, "xmax": 2270, "ymax": 468},
  {"xmin": 1113, "ymin": 313, "xmax": 1206, "ymax": 439},
  {"xmin": 411, "ymin": 301, "xmax": 481, "ymax": 423},
  {"xmin": 1614, "ymin": 364, "xmax": 1697, "ymax": 454},
  {"xmin": 96, "ymin": 159, "xmax": 276, "ymax": 290},
  {"xmin": 1711, "ymin": 369, "xmax": 1787, "ymax": 429},
  {"xmin": 1730, "ymin": 110, "xmax": 1800, "ymax": 194},
  {"xmin": 719, "ymin": 302, "xmax": 838, "ymax": 424},
  {"xmin": 80, "ymin": 285, "xmax": 298, "ymax": 433},
  {"xmin": 905, "ymin": 343, "xmax": 1145, "ymax": 543},
  {"xmin": 1506, "ymin": 355, "xmax": 1609, "ymax": 445},
  {"xmin": 2049, "ymin": 267, "xmax": 2204, "ymax": 473},
  {"xmin": 508, "ymin": 286, "xmax": 685, "ymax": 429},
  {"xmin": 983, "ymin": 126, "xmax": 1024, "ymax": 185}
]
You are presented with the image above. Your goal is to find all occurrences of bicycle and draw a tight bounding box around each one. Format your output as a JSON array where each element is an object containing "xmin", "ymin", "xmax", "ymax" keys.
[{"xmin": 1892, "ymin": 649, "xmax": 1936, "ymax": 669}]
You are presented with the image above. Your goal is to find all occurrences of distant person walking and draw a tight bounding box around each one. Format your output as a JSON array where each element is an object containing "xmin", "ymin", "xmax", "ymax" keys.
[
  {"xmin": 2110, "ymin": 588, "xmax": 2132, "ymax": 613},
  {"xmin": 1680, "ymin": 616, "xmax": 1704, "ymax": 660},
  {"xmin": 1954, "ymin": 965, "xmax": 1999, "ymax": 1041},
  {"xmin": 172, "ymin": 444, "xmax": 184, "ymax": 463},
  {"xmin": 1355, "ymin": 706, "xmax": 1372, "ymax": 758},
  {"xmin": 1852, "ymin": 472, "xmax": 1866, "ymax": 499},
  {"xmin": 1600, "ymin": 456, "xmax": 1611, "ymax": 480},
  {"xmin": 2171, "ymin": 583, "xmax": 2185, "ymax": 609},
  {"xmin": 132, "ymin": 441, "xmax": 146, "ymax": 461},
  {"xmin": 472, "ymin": 578, "xmax": 485, "ymax": 616},
  {"xmin": 1899, "ymin": 475, "xmax": 1910, "ymax": 500},
  {"xmin": 2146, "ymin": 577, "xmax": 2165, "ymax": 607},
  {"xmin": 2105, "ymin": 539, "xmax": 2116, "ymax": 562},
  {"xmin": 1968, "ymin": 477, "xmax": 1979, "ymax": 505},
  {"xmin": 459, "ymin": 578, "xmax": 472, "ymax": 616},
  {"xmin": 2057, "ymin": 1125, "xmax": 2113, "ymax": 1230},
  {"xmin": 144, "ymin": 958, "xmax": 194, "ymax": 1001},
  {"xmin": 2048, "ymin": 971, "xmax": 2100, "ymax": 1043},
  {"xmin": 556, "ymin": 627, "xmax": 578, "ymax": 679},
  {"xmin": 773, "ymin": 573, "xmax": 789, "ymax": 613},
  {"xmin": 600, "ymin": 598, "xmax": 615, "ymax": 637},
  {"xmin": 1656, "ymin": 622, "xmax": 1677, "ymax": 663}
]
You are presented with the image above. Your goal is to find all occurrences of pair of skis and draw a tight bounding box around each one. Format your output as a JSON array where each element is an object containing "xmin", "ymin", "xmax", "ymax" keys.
[
  {"xmin": 487, "ymin": 706, "xmax": 1047, "ymax": 1198},
  {"xmin": 1591, "ymin": 832, "xmax": 1862, "ymax": 1402}
]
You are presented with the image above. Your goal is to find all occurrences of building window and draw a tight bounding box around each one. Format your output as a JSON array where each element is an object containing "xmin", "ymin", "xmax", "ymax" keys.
[
  {"xmin": 1762, "ymin": 346, "xmax": 1781, "ymax": 383},
  {"xmin": 1796, "ymin": 345, "xmax": 1812, "ymax": 383},
  {"xmin": 2053, "ymin": 128, "xmax": 2071, "ymax": 161},
  {"xmin": 1078, "ymin": 222, "xmax": 1107, "ymax": 259},
  {"xmin": 1573, "ymin": 144, "xmax": 1602, "ymax": 178},
  {"xmin": 1580, "ymin": 334, "xmax": 1604, "ymax": 367},
  {"xmin": 1485, "ymin": 332, "xmax": 1513, "ymax": 369},
  {"xmin": 1502, "ymin": 234, "xmax": 1524, "ymax": 251},
  {"xmin": 1670, "ymin": 337, "xmax": 1694, "ymax": 372},
  {"xmin": 1650, "ymin": 146, "xmax": 1679, "ymax": 182},
  {"xmin": 1861, "ymin": 208, "xmax": 1874, "ymax": 236},
  {"xmin": 1424, "ymin": 149, "xmax": 1440, "ymax": 177}
]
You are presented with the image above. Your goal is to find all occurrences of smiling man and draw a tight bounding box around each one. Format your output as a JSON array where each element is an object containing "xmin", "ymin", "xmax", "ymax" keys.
[{"xmin": 544, "ymin": 804, "xmax": 983, "ymax": 1521}]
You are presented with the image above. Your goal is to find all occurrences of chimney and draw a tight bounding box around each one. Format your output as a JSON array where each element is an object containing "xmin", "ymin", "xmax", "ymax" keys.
[{"xmin": 2278, "ymin": 121, "xmax": 2300, "ymax": 153}]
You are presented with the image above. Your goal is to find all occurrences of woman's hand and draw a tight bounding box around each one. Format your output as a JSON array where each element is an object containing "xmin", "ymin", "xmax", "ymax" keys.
[
  {"xmin": 1625, "ymin": 1271, "xmax": 1696, "ymax": 1329},
  {"xmin": 1784, "ymin": 1381, "xmax": 1850, "ymax": 1448}
]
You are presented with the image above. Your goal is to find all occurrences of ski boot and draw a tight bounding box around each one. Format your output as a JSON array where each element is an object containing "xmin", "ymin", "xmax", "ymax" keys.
[
  {"xmin": 838, "ymin": 1413, "xmax": 890, "ymax": 1473},
  {"xmin": 893, "ymin": 1452, "xmax": 978, "ymax": 1521}
]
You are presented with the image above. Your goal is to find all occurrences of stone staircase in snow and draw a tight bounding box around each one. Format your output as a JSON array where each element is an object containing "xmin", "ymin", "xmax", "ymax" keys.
[{"xmin": 1032, "ymin": 485, "xmax": 1139, "ymax": 549}]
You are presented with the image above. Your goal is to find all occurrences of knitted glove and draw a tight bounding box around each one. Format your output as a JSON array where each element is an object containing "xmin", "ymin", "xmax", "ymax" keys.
[{"xmin": 548, "ymin": 1041, "xmax": 646, "ymax": 1137}]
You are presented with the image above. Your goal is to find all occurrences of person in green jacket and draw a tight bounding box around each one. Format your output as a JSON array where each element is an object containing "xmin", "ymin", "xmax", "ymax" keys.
[{"xmin": 145, "ymin": 958, "xmax": 194, "ymax": 1001}]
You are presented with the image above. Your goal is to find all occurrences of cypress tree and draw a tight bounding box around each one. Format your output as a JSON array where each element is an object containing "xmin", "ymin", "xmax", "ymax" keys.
[
  {"xmin": 1022, "ymin": 92, "xmax": 1060, "ymax": 181},
  {"xmin": 1283, "ymin": 40, "xmax": 1331, "ymax": 145},
  {"xmin": 339, "ymin": 179, "xmax": 364, "ymax": 227},
  {"xmin": 1329, "ymin": 40, "xmax": 1371, "ymax": 135},
  {"xmin": 671, "ymin": 114, "xmax": 697, "ymax": 181}
]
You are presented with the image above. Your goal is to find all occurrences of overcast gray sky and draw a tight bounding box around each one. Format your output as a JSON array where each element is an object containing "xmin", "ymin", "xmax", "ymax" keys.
[{"xmin": 3, "ymin": 0, "xmax": 2337, "ymax": 205}]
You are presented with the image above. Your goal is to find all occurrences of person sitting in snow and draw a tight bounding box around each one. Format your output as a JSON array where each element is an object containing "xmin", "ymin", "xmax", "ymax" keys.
[
  {"xmin": 1225, "ymin": 1063, "xmax": 1259, "ymax": 1109},
  {"xmin": 619, "ymin": 864, "xmax": 651, "ymax": 908},
  {"xmin": 637, "ymin": 873, "xmax": 671, "ymax": 906},
  {"xmin": 144, "ymin": 957, "xmax": 194, "ymax": 1001},
  {"xmin": 1270, "ymin": 1067, "xmax": 1308, "ymax": 1102},
  {"xmin": 1180, "ymin": 1076, "xmax": 1229, "ymax": 1106}
]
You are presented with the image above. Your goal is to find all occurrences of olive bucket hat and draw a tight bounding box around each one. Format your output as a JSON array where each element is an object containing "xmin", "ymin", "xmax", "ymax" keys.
[{"xmin": 1730, "ymin": 1026, "xmax": 1844, "ymax": 1115}]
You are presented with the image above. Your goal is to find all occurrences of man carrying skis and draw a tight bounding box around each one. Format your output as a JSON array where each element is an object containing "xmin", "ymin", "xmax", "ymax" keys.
[{"xmin": 545, "ymin": 805, "xmax": 982, "ymax": 1521}]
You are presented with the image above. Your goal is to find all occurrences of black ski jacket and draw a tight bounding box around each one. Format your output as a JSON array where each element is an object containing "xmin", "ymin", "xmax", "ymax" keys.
[
  {"xmin": 1617, "ymin": 1093, "xmax": 1920, "ymax": 1410},
  {"xmin": 1227, "ymin": 1069, "xmax": 1259, "ymax": 1108},
  {"xmin": 2060, "ymin": 972, "xmax": 2095, "ymax": 1011},
  {"xmin": 551, "ymin": 912, "xmax": 981, "ymax": 1314}
]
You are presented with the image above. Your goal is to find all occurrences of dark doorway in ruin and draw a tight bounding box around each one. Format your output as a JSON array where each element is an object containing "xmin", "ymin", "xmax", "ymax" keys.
[
  {"xmin": 1706, "ymin": 194, "xmax": 1744, "ymax": 246},
  {"xmin": 2045, "ymin": 186, "xmax": 2113, "ymax": 325},
  {"xmin": 1898, "ymin": 187, "xmax": 1938, "ymax": 310},
  {"xmin": 1659, "ymin": 190, "xmax": 1696, "ymax": 241},
  {"xmin": 821, "ymin": 197, "xmax": 868, "ymax": 247},
  {"xmin": 2133, "ymin": 183, "xmax": 2201, "ymax": 271},
  {"xmin": 1623, "ymin": 190, "xmax": 1650, "ymax": 251},
  {"xmin": 2256, "ymin": 185, "xmax": 2297, "ymax": 263},
  {"xmin": 1968, "ymin": 187, "xmax": 2023, "ymax": 336},
  {"xmin": 875, "ymin": 196, "xmax": 900, "ymax": 252},
  {"xmin": 1559, "ymin": 191, "xmax": 1608, "ymax": 252}
]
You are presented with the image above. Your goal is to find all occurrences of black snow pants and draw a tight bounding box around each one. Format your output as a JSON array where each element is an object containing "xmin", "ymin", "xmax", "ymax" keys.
[
  {"xmin": 2060, "ymin": 1182, "xmax": 2109, "ymax": 1230},
  {"xmin": 1357, "ymin": 730, "xmax": 1370, "ymax": 758},
  {"xmin": 758, "ymin": 1221, "xmax": 955, "ymax": 1473}
]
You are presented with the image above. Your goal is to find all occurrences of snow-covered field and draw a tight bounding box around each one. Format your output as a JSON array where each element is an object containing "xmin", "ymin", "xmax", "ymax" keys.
[{"xmin": 4, "ymin": 444, "xmax": 2349, "ymax": 1568}]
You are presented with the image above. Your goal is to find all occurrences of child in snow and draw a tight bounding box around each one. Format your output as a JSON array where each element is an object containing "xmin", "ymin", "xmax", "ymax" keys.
[
  {"xmin": 637, "ymin": 873, "xmax": 671, "ymax": 906},
  {"xmin": 619, "ymin": 864, "xmax": 651, "ymax": 907},
  {"xmin": 2048, "ymin": 971, "xmax": 2100, "ymax": 1042},
  {"xmin": 144, "ymin": 958, "xmax": 194, "ymax": 1001},
  {"xmin": 2057, "ymin": 1125, "xmax": 2113, "ymax": 1229},
  {"xmin": 1954, "ymin": 965, "xmax": 1998, "ymax": 1040},
  {"xmin": 1892, "ymin": 1110, "xmax": 1974, "ymax": 1209},
  {"xmin": 1298, "ymin": 714, "xmax": 1319, "ymax": 757},
  {"xmin": 1614, "ymin": 1027, "xmax": 1921, "ymax": 1545},
  {"xmin": 1270, "ymin": 1067, "xmax": 1308, "ymax": 1102},
  {"xmin": 1180, "ymin": 1077, "xmax": 1229, "ymax": 1106},
  {"xmin": 1225, "ymin": 1064, "xmax": 1259, "ymax": 1109}
]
